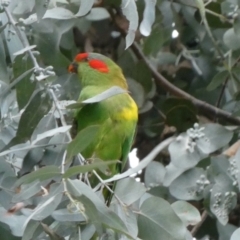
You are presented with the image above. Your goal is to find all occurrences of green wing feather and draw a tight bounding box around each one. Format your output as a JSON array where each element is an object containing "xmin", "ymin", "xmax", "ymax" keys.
[{"xmin": 75, "ymin": 85, "xmax": 137, "ymax": 175}]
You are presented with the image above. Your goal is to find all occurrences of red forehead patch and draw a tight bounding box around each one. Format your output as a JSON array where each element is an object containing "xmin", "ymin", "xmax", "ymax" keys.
[
  {"xmin": 75, "ymin": 53, "xmax": 88, "ymax": 62},
  {"xmin": 89, "ymin": 59, "xmax": 109, "ymax": 73}
]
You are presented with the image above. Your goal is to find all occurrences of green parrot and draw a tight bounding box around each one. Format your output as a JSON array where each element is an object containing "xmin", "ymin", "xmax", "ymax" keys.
[{"xmin": 68, "ymin": 52, "xmax": 138, "ymax": 185}]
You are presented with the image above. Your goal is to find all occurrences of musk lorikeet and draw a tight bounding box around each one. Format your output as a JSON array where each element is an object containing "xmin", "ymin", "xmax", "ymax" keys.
[{"xmin": 68, "ymin": 52, "xmax": 138, "ymax": 182}]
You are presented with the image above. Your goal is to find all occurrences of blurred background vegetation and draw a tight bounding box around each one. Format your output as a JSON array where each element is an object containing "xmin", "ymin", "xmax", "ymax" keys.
[{"xmin": 1, "ymin": 0, "xmax": 240, "ymax": 239}]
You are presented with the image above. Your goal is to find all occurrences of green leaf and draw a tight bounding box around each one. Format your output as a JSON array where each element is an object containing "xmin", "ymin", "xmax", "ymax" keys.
[
  {"xmin": 0, "ymin": 36, "xmax": 8, "ymax": 82},
  {"xmin": 171, "ymin": 201, "xmax": 201, "ymax": 226},
  {"xmin": 63, "ymin": 160, "xmax": 118, "ymax": 178},
  {"xmin": 207, "ymin": 70, "xmax": 229, "ymax": 91},
  {"xmin": 15, "ymin": 166, "xmax": 61, "ymax": 186},
  {"xmin": 13, "ymin": 55, "xmax": 36, "ymax": 109},
  {"xmin": 67, "ymin": 125, "xmax": 100, "ymax": 159},
  {"xmin": 138, "ymin": 196, "xmax": 186, "ymax": 240},
  {"xmin": 162, "ymin": 98, "xmax": 198, "ymax": 132},
  {"xmin": 4, "ymin": 90, "xmax": 52, "ymax": 149},
  {"xmin": 143, "ymin": 27, "xmax": 170, "ymax": 56}
]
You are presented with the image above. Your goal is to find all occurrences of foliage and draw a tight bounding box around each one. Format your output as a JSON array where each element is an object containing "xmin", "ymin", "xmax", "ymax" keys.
[{"xmin": 1, "ymin": 0, "xmax": 240, "ymax": 239}]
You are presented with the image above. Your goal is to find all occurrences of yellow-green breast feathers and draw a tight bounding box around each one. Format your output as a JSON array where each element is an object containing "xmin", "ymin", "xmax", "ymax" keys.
[{"xmin": 68, "ymin": 52, "xmax": 138, "ymax": 175}]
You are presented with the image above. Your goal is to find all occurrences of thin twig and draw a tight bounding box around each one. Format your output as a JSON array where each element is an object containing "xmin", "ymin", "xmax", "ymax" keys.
[
  {"xmin": 92, "ymin": 170, "xmax": 125, "ymax": 206},
  {"xmin": 109, "ymin": 9, "xmax": 240, "ymax": 125},
  {"xmin": 103, "ymin": 136, "xmax": 176, "ymax": 183},
  {"xmin": 130, "ymin": 42, "xmax": 240, "ymax": 125},
  {"xmin": 191, "ymin": 210, "xmax": 208, "ymax": 236},
  {"xmin": 215, "ymin": 78, "xmax": 228, "ymax": 108},
  {"xmin": 3, "ymin": 7, "xmax": 39, "ymax": 69},
  {"xmin": 0, "ymin": 142, "xmax": 69, "ymax": 157}
]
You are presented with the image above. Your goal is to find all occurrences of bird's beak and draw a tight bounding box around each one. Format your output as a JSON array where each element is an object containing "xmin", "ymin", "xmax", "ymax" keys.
[{"xmin": 68, "ymin": 62, "xmax": 78, "ymax": 73}]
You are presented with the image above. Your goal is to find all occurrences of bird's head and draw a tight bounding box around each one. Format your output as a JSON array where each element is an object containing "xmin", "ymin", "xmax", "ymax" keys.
[{"xmin": 68, "ymin": 52, "xmax": 128, "ymax": 89}]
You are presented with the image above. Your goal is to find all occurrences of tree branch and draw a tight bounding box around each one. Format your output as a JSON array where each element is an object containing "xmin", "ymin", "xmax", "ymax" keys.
[
  {"xmin": 191, "ymin": 210, "xmax": 208, "ymax": 236},
  {"xmin": 130, "ymin": 42, "xmax": 240, "ymax": 125},
  {"xmin": 109, "ymin": 8, "xmax": 240, "ymax": 125}
]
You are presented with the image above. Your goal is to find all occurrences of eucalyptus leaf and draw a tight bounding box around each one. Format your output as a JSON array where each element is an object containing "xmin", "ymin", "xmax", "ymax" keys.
[
  {"xmin": 210, "ymin": 174, "xmax": 236, "ymax": 225},
  {"xmin": 114, "ymin": 178, "xmax": 146, "ymax": 205},
  {"xmin": 43, "ymin": 8, "xmax": 74, "ymax": 20},
  {"xmin": 13, "ymin": 55, "xmax": 35, "ymax": 110},
  {"xmin": 63, "ymin": 160, "xmax": 118, "ymax": 178},
  {"xmin": 67, "ymin": 125, "xmax": 100, "ymax": 159},
  {"xmin": 169, "ymin": 167, "xmax": 206, "ymax": 201},
  {"xmin": 223, "ymin": 28, "xmax": 240, "ymax": 50},
  {"xmin": 82, "ymin": 86, "xmax": 127, "ymax": 104},
  {"xmin": 35, "ymin": 0, "xmax": 49, "ymax": 20},
  {"xmin": 12, "ymin": 180, "xmax": 41, "ymax": 202},
  {"xmin": 22, "ymin": 192, "xmax": 63, "ymax": 229},
  {"xmin": 138, "ymin": 196, "xmax": 186, "ymax": 240},
  {"xmin": 171, "ymin": 201, "xmax": 201, "ymax": 226},
  {"xmin": 112, "ymin": 203, "xmax": 138, "ymax": 239},
  {"xmin": 196, "ymin": 124, "xmax": 233, "ymax": 154},
  {"xmin": 86, "ymin": 7, "xmax": 110, "ymax": 21},
  {"xmin": 140, "ymin": 0, "xmax": 156, "ymax": 36},
  {"xmin": 169, "ymin": 133, "xmax": 206, "ymax": 169},
  {"xmin": 66, "ymin": 179, "xmax": 133, "ymax": 239},
  {"xmin": 121, "ymin": 0, "xmax": 139, "ymax": 48},
  {"xmin": 52, "ymin": 208, "xmax": 86, "ymax": 222},
  {"xmin": 145, "ymin": 161, "xmax": 166, "ymax": 188},
  {"xmin": 207, "ymin": 70, "xmax": 229, "ymax": 91},
  {"xmin": 15, "ymin": 166, "xmax": 61, "ymax": 186},
  {"xmin": 75, "ymin": 0, "xmax": 94, "ymax": 17},
  {"xmin": 231, "ymin": 228, "xmax": 240, "ymax": 240},
  {"xmin": 4, "ymin": 90, "xmax": 52, "ymax": 149},
  {"xmin": 0, "ymin": 207, "xmax": 26, "ymax": 236},
  {"xmin": 32, "ymin": 125, "xmax": 71, "ymax": 145}
]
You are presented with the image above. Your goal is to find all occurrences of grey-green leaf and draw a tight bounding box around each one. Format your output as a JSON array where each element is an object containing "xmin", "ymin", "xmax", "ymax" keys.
[
  {"xmin": 121, "ymin": 0, "xmax": 139, "ymax": 48},
  {"xmin": 114, "ymin": 178, "xmax": 146, "ymax": 205},
  {"xmin": 15, "ymin": 166, "xmax": 61, "ymax": 186},
  {"xmin": 75, "ymin": 0, "xmax": 94, "ymax": 17},
  {"xmin": 171, "ymin": 201, "xmax": 201, "ymax": 226},
  {"xmin": 63, "ymin": 160, "xmax": 118, "ymax": 178},
  {"xmin": 138, "ymin": 196, "xmax": 186, "ymax": 240},
  {"xmin": 139, "ymin": 0, "xmax": 156, "ymax": 36},
  {"xmin": 207, "ymin": 70, "xmax": 229, "ymax": 91},
  {"xmin": 196, "ymin": 124, "xmax": 233, "ymax": 154}
]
